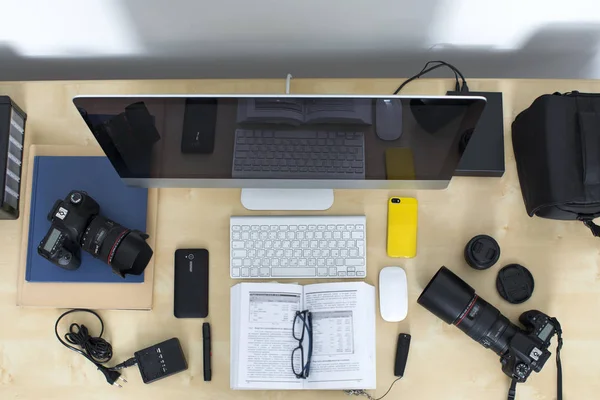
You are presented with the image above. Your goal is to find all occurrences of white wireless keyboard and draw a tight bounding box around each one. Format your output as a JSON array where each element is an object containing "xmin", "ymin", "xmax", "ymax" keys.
[{"xmin": 230, "ymin": 215, "xmax": 367, "ymax": 279}]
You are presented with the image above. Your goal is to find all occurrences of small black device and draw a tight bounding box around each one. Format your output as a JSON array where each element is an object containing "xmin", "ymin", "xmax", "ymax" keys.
[
  {"xmin": 464, "ymin": 234, "xmax": 501, "ymax": 270},
  {"xmin": 37, "ymin": 190, "xmax": 153, "ymax": 277},
  {"xmin": 134, "ymin": 338, "xmax": 188, "ymax": 384},
  {"xmin": 450, "ymin": 91, "xmax": 505, "ymax": 177},
  {"xmin": 55, "ymin": 309, "xmax": 187, "ymax": 387},
  {"xmin": 203, "ymin": 322, "xmax": 212, "ymax": 381},
  {"xmin": 394, "ymin": 333, "xmax": 411, "ymax": 377},
  {"xmin": 181, "ymin": 98, "xmax": 218, "ymax": 154},
  {"xmin": 418, "ymin": 266, "xmax": 563, "ymax": 400},
  {"xmin": 174, "ymin": 249, "xmax": 209, "ymax": 318},
  {"xmin": 0, "ymin": 96, "xmax": 26, "ymax": 220}
]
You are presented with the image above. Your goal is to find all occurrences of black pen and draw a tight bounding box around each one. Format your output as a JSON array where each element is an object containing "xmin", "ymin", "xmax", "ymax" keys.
[{"xmin": 203, "ymin": 322, "xmax": 212, "ymax": 381}]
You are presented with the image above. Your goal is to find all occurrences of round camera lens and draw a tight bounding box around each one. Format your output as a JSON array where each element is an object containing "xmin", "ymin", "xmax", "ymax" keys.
[
  {"xmin": 392, "ymin": 198, "xmax": 400, "ymax": 204},
  {"xmin": 188, "ymin": 254, "xmax": 195, "ymax": 260}
]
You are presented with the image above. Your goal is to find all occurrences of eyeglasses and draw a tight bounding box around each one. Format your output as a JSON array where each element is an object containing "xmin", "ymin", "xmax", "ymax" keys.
[{"xmin": 291, "ymin": 310, "xmax": 313, "ymax": 379}]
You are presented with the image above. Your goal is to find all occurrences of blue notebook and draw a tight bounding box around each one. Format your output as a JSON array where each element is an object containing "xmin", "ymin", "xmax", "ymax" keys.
[{"xmin": 26, "ymin": 156, "xmax": 148, "ymax": 283}]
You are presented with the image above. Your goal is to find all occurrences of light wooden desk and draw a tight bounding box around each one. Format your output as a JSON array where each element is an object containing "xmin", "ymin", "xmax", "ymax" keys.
[{"xmin": 1, "ymin": 78, "xmax": 600, "ymax": 400}]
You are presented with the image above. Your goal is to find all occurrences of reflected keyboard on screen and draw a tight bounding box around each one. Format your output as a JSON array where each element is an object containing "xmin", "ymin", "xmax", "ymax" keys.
[
  {"xmin": 232, "ymin": 129, "xmax": 365, "ymax": 180},
  {"xmin": 230, "ymin": 216, "xmax": 367, "ymax": 279}
]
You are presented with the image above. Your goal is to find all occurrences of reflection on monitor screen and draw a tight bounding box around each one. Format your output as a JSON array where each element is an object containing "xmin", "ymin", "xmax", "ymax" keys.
[{"xmin": 73, "ymin": 95, "xmax": 485, "ymax": 189}]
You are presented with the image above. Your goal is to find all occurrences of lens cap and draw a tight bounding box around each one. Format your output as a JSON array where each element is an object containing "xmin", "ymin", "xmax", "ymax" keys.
[
  {"xmin": 464, "ymin": 235, "xmax": 500, "ymax": 270},
  {"xmin": 496, "ymin": 264, "xmax": 534, "ymax": 304}
]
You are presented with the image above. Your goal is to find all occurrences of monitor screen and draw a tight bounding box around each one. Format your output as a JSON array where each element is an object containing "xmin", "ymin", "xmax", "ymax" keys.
[{"xmin": 72, "ymin": 95, "xmax": 485, "ymax": 189}]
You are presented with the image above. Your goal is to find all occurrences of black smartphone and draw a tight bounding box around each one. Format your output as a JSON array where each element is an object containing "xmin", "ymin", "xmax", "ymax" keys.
[
  {"xmin": 180, "ymin": 99, "xmax": 217, "ymax": 154},
  {"xmin": 174, "ymin": 249, "xmax": 209, "ymax": 318}
]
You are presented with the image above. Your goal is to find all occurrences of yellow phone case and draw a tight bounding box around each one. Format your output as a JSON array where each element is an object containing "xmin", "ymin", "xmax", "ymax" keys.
[{"xmin": 387, "ymin": 197, "xmax": 418, "ymax": 258}]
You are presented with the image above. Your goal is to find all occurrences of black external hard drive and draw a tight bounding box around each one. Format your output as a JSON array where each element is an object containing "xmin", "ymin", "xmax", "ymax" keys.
[
  {"xmin": 174, "ymin": 249, "xmax": 209, "ymax": 318},
  {"xmin": 447, "ymin": 91, "xmax": 505, "ymax": 177}
]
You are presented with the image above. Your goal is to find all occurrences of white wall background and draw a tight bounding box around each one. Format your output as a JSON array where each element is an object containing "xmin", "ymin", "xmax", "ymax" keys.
[{"xmin": 1, "ymin": 0, "xmax": 600, "ymax": 81}]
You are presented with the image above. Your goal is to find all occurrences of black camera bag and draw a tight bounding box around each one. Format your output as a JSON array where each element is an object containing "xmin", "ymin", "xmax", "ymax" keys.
[{"xmin": 512, "ymin": 91, "xmax": 600, "ymax": 237}]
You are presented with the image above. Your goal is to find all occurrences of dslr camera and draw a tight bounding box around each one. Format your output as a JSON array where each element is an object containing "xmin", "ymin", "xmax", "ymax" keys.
[
  {"xmin": 418, "ymin": 267, "xmax": 561, "ymax": 383},
  {"xmin": 38, "ymin": 190, "xmax": 153, "ymax": 277}
]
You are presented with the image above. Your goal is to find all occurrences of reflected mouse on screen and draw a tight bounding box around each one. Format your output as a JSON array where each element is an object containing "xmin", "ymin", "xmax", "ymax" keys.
[{"xmin": 375, "ymin": 99, "xmax": 403, "ymax": 141}]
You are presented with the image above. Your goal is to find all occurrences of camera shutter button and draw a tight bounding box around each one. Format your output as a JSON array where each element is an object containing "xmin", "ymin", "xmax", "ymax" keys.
[{"xmin": 70, "ymin": 192, "xmax": 83, "ymax": 204}]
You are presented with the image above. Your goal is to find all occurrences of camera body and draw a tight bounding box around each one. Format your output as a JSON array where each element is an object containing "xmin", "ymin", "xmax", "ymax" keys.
[
  {"xmin": 500, "ymin": 311, "xmax": 557, "ymax": 382},
  {"xmin": 38, "ymin": 191, "xmax": 99, "ymax": 271},
  {"xmin": 38, "ymin": 190, "xmax": 153, "ymax": 277}
]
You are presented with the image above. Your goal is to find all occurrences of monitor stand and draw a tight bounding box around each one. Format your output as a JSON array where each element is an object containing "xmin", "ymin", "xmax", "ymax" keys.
[{"xmin": 241, "ymin": 189, "xmax": 334, "ymax": 211}]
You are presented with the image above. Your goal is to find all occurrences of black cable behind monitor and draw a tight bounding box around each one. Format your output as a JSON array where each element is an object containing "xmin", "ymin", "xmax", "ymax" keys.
[{"xmin": 394, "ymin": 60, "xmax": 469, "ymax": 94}]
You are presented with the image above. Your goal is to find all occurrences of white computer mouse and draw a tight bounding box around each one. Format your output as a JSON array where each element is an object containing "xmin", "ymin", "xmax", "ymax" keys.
[
  {"xmin": 379, "ymin": 266, "xmax": 408, "ymax": 322},
  {"xmin": 375, "ymin": 99, "xmax": 403, "ymax": 141}
]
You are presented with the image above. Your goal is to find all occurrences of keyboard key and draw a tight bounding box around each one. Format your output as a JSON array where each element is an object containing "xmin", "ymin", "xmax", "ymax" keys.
[
  {"xmin": 357, "ymin": 240, "xmax": 365, "ymax": 256},
  {"xmin": 241, "ymin": 268, "xmax": 249, "ymax": 277},
  {"xmin": 250, "ymin": 268, "xmax": 258, "ymax": 277},
  {"xmin": 352, "ymin": 231, "xmax": 364, "ymax": 239},
  {"xmin": 338, "ymin": 272, "xmax": 347, "ymax": 277},
  {"xmin": 348, "ymin": 271, "xmax": 356, "ymax": 277},
  {"xmin": 356, "ymin": 270, "xmax": 366, "ymax": 277},
  {"xmin": 232, "ymin": 250, "xmax": 247, "ymax": 258},
  {"xmin": 318, "ymin": 268, "xmax": 328, "ymax": 277},
  {"xmin": 259, "ymin": 268, "xmax": 270, "ymax": 277},
  {"xmin": 271, "ymin": 268, "xmax": 317, "ymax": 277},
  {"xmin": 232, "ymin": 241, "xmax": 244, "ymax": 249},
  {"xmin": 232, "ymin": 226, "xmax": 241, "ymax": 231},
  {"xmin": 232, "ymin": 268, "xmax": 240, "ymax": 277},
  {"xmin": 232, "ymin": 259, "xmax": 242, "ymax": 267},
  {"xmin": 345, "ymin": 258, "xmax": 365, "ymax": 266}
]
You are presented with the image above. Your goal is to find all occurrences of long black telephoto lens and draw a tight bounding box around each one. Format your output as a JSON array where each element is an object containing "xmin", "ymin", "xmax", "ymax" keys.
[
  {"xmin": 81, "ymin": 215, "xmax": 153, "ymax": 277},
  {"xmin": 417, "ymin": 266, "xmax": 518, "ymax": 356}
]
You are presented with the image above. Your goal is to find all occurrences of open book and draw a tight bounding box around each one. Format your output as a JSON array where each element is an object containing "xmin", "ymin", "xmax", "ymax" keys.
[
  {"xmin": 231, "ymin": 281, "xmax": 376, "ymax": 390},
  {"xmin": 236, "ymin": 98, "xmax": 373, "ymax": 126}
]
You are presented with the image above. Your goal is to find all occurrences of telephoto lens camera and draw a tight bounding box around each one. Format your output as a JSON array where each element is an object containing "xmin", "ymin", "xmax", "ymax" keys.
[
  {"xmin": 418, "ymin": 266, "xmax": 563, "ymax": 400},
  {"xmin": 37, "ymin": 190, "xmax": 153, "ymax": 277}
]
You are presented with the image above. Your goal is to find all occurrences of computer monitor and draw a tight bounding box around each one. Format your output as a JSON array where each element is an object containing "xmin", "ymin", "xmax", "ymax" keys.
[{"xmin": 73, "ymin": 95, "xmax": 485, "ymax": 210}]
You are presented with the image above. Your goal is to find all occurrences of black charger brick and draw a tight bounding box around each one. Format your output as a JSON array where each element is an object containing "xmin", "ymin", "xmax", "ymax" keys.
[{"xmin": 134, "ymin": 338, "xmax": 188, "ymax": 384}]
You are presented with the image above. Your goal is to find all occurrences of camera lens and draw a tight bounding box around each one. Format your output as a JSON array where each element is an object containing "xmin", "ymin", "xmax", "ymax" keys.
[
  {"xmin": 81, "ymin": 216, "xmax": 153, "ymax": 277},
  {"xmin": 418, "ymin": 266, "xmax": 518, "ymax": 356},
  {"xmin": 391, "ymin": 198, "xmax": 401, "ymax": 204}
]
